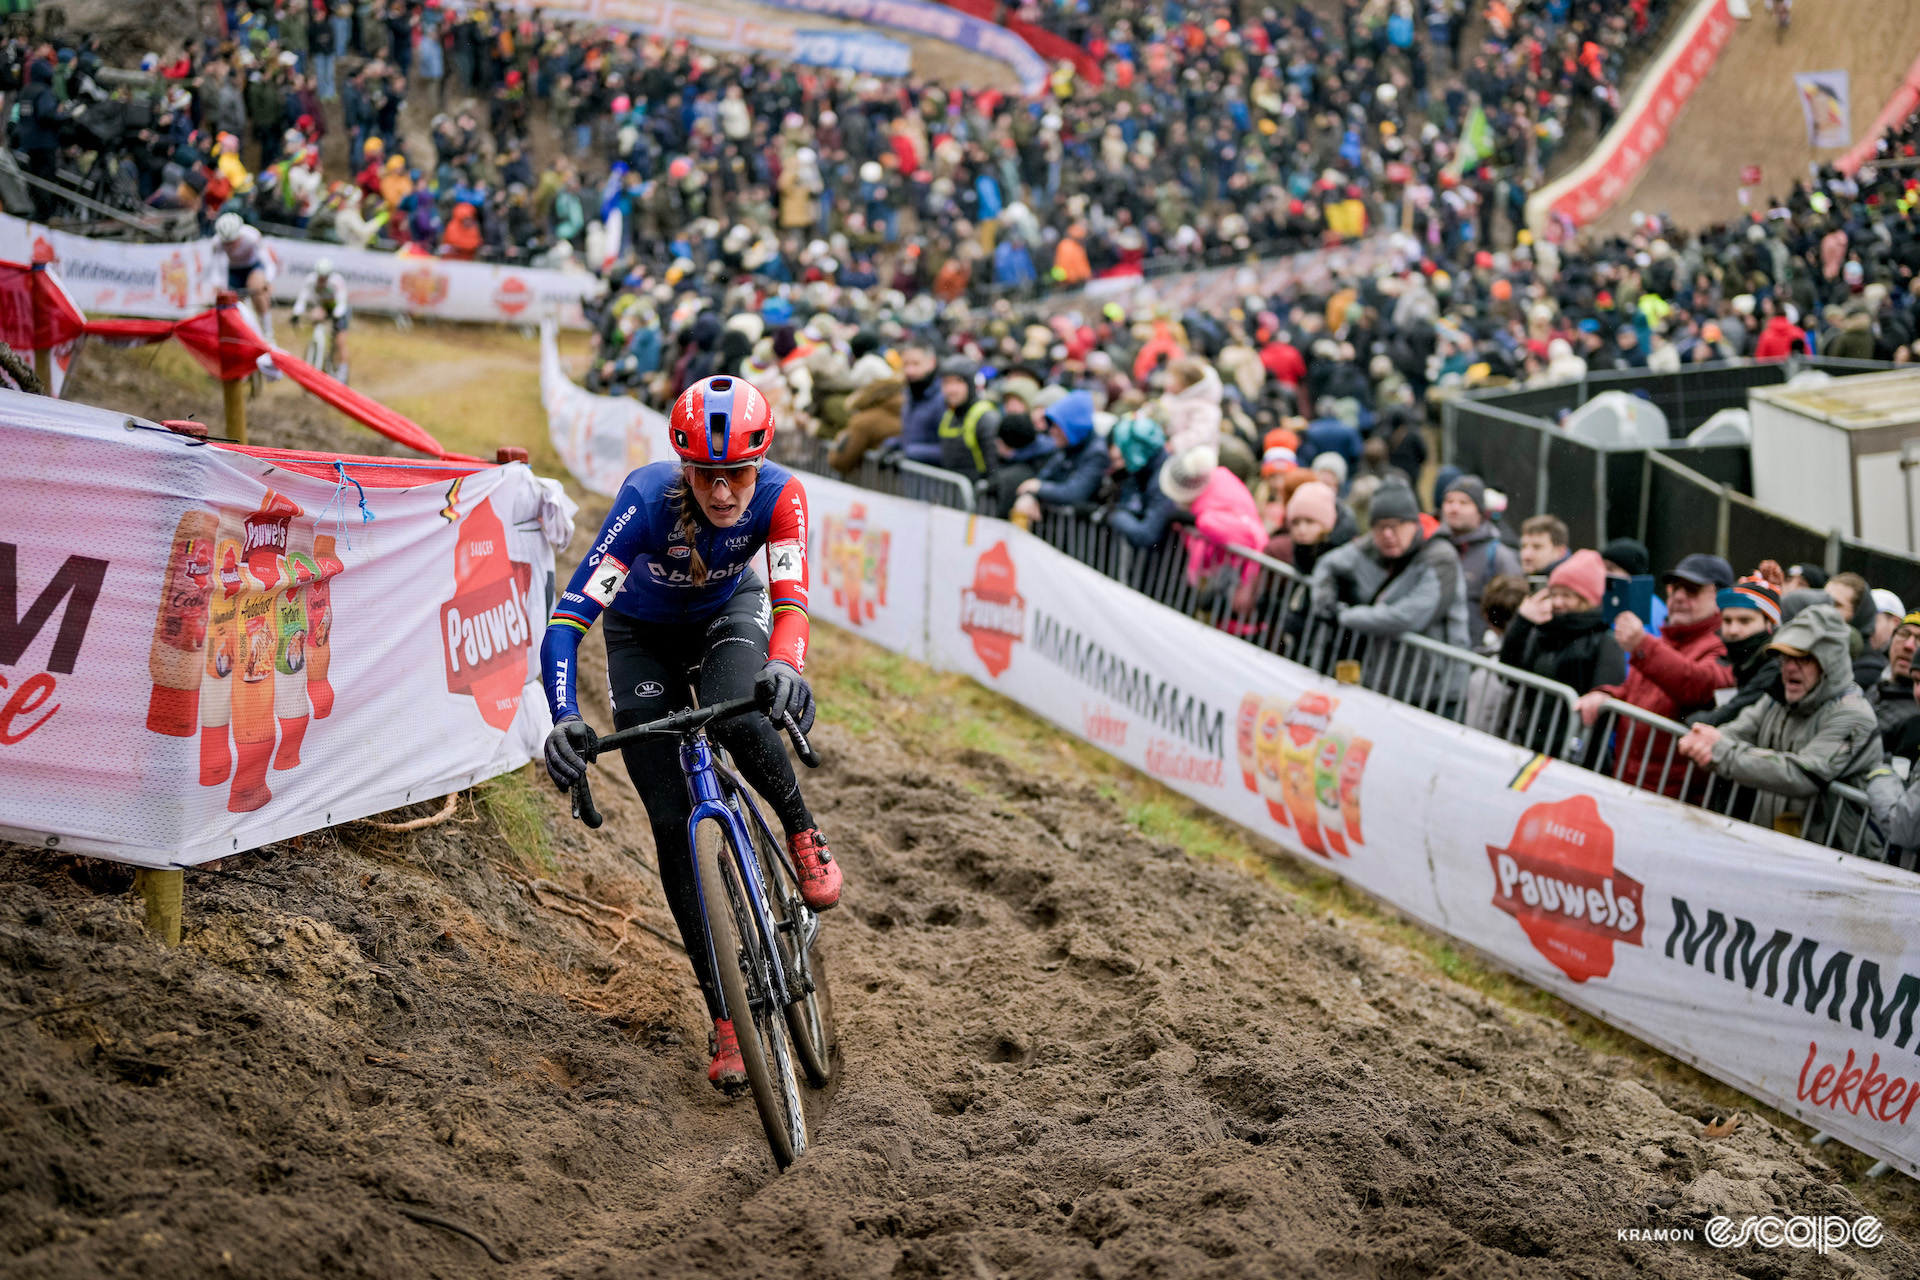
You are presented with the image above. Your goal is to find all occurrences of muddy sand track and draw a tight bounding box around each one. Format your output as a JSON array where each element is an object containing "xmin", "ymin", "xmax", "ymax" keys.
[{"xmin": 2, "ymin": 478, "xmax": 1914, "ymax": 1278}]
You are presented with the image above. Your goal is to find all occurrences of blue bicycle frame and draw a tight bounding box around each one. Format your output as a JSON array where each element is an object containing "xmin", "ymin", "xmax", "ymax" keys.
[{"xmin": 682, "ymin": 729, "xmax": 796, "ymax": 1025}]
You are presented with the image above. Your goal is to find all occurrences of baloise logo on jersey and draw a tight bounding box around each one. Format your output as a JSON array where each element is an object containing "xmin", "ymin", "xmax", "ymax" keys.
[
  {"xmin": 1487, "ymin": 795, "xmax": 1645, "ymax": 983},
  {"xmin": 441, "ymin": 497, "xmax": 534, "ymax": 732}
]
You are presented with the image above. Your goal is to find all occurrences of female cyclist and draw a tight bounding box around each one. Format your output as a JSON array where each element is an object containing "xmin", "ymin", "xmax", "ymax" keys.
[{"xmin": 539, "ymin": 375, "xmax": 841, "ymax": 1093}]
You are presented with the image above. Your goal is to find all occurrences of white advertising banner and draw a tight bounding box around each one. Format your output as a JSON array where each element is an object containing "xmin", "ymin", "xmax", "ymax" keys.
[
  {"xmin": 917, "ymin": 509, "xmax": 1920, "ymax": 1179},
  {"xmin": 0, "ymin": 213, "xmax": 219, "ymax": 317},
  {"xmin": 539, "ymin": 318, "xmax": 674, "ymax": 497},
  {"xmin": 270, "ymin": 237, "xmax": 603, "ymax": 329},
  {"xmin": 0, "ymin": 391, "xmax": 557, "ymax": 867},
  {"xmin": 0, "ymin": 213, "xmax": 600, "ymax": 327}
]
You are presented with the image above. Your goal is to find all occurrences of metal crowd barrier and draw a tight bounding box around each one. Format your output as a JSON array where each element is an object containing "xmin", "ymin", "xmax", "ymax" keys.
[
  {"xmin": 1572, "ymin": 697, "xmax": 1881, "ymax": 859},
  {"xmin": 769, "ymin": 434, "xmax": 976, "ymax": 513},
  {"xmin": 775, "ymin": 439, "xmax": 1887, "ymax": 861}
]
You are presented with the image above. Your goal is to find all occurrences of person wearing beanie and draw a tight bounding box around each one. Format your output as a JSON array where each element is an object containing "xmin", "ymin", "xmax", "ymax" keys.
[
  {"xmin": 986, "ymin": 409, "xmax": 1058, "ymax": 517},
  {"xmin": 1499, "ymin": 549, "xmax": 1626, "ymax": 743},
  {"xmin": 1310, "ymin": 450, "xmax": 1349, "ymax": 494},
  {"xmin": 1102, "ymin": 416, "xmax": 1177, "ymax": 549},
  {"xmin": 1310, "ymin": 477, "xmax": 1472, "ymax": 686},
  {"xmin": 1440, "ymin": 473, "xmax": 1521, "ymax": 621},
  {"xmin": 1866, "ymin": 611, "xmax": 1920, "ymax": 756},
  {"xmin": 1688, "ymin": 575, "xmax": 1784, "ymax": 729},
  {"xmin": 1283, "ymin": 479, "xmax": 1356, "ymax": 577},
  {"xmin": 1783, "ymin": 562, "xmax": 1829, "ymax": 593}
]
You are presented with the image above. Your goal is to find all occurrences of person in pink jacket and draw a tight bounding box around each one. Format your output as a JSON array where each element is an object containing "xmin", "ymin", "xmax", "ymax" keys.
[{"xmin": 1161, "ymin": 445, "xmax": 1267, "ymax": 615}]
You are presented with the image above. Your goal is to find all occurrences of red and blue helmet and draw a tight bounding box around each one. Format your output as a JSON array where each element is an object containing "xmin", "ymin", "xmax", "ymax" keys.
[{"xmin": 669, "ymin": 375, "xmax": 775, "ymax": 466}]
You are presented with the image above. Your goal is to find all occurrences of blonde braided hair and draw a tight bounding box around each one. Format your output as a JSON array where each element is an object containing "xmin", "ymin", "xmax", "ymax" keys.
[{"xmin": 670, "ymin": 479, "xmax": 709, "ymax": 588}]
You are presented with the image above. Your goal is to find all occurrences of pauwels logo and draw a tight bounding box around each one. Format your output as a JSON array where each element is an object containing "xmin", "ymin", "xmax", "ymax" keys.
[
  {"xmin": 959, "ymin": 541, "xmax": 1023, "ymax": 678},
  {"xmin": 1487, "ymin": 795, "xmax": 1644, "ymax": 983},
  {"xmin": 441, "ymin": 497, "xmax": 534, "ymax": 731}
]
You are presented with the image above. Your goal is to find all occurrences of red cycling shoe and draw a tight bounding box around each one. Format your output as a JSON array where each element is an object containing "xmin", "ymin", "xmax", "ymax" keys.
[
  {"xmin": 788, "ymin": 828, "xmax": 842, "ymax": 910},
  {"xmin": 708, "ymin": 1018, "xmax": 748, "ymax": 1094}
]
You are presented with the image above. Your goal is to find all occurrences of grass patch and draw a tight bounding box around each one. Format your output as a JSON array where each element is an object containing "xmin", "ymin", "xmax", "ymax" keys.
[
  {"xmin": 478, "ymin": 764, "xmax": 555, "ymax": 873},
  {"xmin": 804, "ymin": 622, "xmax": 1920, "ymax": 1226}
]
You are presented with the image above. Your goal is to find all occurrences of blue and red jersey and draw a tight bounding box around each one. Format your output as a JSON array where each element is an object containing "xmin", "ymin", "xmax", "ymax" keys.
[{"xmin": 541, "ymin": 460, "xmax": 810, "ymax": 720}]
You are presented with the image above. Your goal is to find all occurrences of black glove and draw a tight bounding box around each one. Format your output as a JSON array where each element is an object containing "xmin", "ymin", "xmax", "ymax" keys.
[
  {"xmin": 755, "ymin": 660, "xmax": 816, "ymax": 735},
  {"xmin": 544, "ymin": 715, "xmax": 596, "ymax": 792}
]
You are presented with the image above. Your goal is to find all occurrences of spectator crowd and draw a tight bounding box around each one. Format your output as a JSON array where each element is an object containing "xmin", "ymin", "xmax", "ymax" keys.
[{"xmin": 16, "ymin": 1, "xmax": 1920, "ymax": 859}]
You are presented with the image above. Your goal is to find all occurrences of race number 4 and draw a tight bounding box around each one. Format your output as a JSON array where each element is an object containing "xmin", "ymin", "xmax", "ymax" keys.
[
  {"xmin": 768, "ymin": 540, "xmax": 804, "ymax": 583},
  {"xmin": 583, "ymin": 555, "xmax": 629, "ymax": 605}
]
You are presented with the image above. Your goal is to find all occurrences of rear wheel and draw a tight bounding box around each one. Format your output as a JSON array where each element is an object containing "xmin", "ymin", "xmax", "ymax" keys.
[
  {"xmin": 696, "ymin": 818, "xmax": 808, "ymax": 1168},
  {"xmin": 739, "ymin": 799, "xmax": 835, "ymax": 1087}
]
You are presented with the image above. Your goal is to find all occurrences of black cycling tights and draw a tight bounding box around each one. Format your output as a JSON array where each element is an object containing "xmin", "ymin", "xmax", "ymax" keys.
[{"xmin": 603, "ymin": 583, "xmax": 813, "ymax": 1023}]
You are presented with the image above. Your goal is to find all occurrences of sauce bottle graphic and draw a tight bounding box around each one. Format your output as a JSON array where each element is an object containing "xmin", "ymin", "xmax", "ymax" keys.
[
  {"xmin": 1280, "ymin": 693, "xmax": 1336, "ymax": 856},
  {"xmin": 229, "ymin": 490, "xmax": 301, "ymax": 811},
  {"xmin": 1252, "ymin": 697, "xmax": 1292, "ymax": 826},
  {"xmin": 304, "ymin": 532, "xmax": 343, "ymax": 718},
  {"xmin": 1235, "ymin": 693, "xmax": 1261, "ymax": 791},
  {"xmin": 272, "ymin": 527, "xmax": 319, "ymax": 770},
  {"xmin": 198, "ymin": 509, "xmax": 245, "ymax": 785},
  {"xmin": 145, "ymin": 508, "xmax": 216, "ymax": 736},
  {"xmin": 1313, "ymin": 729, "xmax": 1350, "ymax": 856},
  {"xmin": 1338, "ymin": 737, "xmax": 1373, "ymax": 845}
]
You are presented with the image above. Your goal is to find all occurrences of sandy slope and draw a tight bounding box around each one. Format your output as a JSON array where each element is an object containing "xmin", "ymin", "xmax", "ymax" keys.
[{"xmin": 1588, "ymin": 1, "xmax": 1918, "ymax": 238}]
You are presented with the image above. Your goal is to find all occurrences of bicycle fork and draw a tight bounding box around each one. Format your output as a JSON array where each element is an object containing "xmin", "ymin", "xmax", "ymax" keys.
[{"xmin": 683, "ymin": 732, "xmax": 794, "ymax": 1025}]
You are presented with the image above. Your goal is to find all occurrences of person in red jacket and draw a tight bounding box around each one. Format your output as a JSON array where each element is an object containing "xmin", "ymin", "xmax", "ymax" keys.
[
  {"xmin": 1575, "ymin": 553, "xmax": 1736, "ymax": 797},
  {"xmin": 1753, "ymin": 309, "xmax": 1808, "ymax": 360}
]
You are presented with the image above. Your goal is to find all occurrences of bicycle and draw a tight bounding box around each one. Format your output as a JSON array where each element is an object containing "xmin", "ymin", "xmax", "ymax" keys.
[
  {"xmin": 302, "ymin": 312, "xmax": 348, "ymax": 384},
  {"xmin": 566, "ymin": 694, "xmax": 834, "ymax": 1169}
]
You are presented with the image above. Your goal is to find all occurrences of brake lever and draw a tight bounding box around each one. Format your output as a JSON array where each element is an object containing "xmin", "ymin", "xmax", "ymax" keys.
[
  {"xmin": 567, "ymin": 720, "xmax": 603, "ymax": 827},
  {"xmin": 781, "ymin": 712, "xmax": 822, "ymax": 768},
  {"xmin": 571, "ymin": 773, "xmax": 604, "ymax": 828}
]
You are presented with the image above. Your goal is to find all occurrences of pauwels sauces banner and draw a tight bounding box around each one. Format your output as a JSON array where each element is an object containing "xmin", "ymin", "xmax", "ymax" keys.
[{"xmin": 0, "ymin": 392, "xmax": 558, "ymax": 866}]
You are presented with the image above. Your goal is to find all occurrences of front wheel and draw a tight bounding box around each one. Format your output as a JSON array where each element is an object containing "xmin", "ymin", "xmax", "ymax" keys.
[{"xmin": 696, "ymin": 819, "xmax": 809, "ymax": 1169}]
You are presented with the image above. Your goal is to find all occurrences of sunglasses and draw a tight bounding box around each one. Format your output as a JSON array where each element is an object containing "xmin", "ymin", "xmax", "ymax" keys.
[{"xmin": 684, "ymin": 462, "xmax": 761, "ymax": 489}]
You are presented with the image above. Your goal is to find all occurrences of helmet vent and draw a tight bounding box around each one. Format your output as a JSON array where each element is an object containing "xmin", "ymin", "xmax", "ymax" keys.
[{"xmin": 709, "ymin": 377, "xmax": 732, "ymax": 391}]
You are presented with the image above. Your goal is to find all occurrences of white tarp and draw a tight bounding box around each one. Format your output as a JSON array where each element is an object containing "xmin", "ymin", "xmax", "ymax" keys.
[
  {"xmin": 0, "ymin": 391, "xmax": 556, "ymax": 866},
  {"xmin": 0, "ymin": 213, "xmax": 600, "ymax": 327},
  {"xmin": 538, "ymin": 379, "xmax": 1920, "ymax": 1178},
  {"xmin": 539, "ymin": 318, "xmax": 674, "ymax": 496}
]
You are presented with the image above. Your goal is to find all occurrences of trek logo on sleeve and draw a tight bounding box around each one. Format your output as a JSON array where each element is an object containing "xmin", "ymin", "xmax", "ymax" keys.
[{"xmin": 582, "ymin": 555, "xmax": 629, "ymax": 606}]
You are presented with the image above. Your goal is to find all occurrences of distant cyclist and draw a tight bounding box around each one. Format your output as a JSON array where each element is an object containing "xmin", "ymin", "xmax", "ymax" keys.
[
  {"xmin": 293, "ymin": 256, "xmax": 351, "ymax": 380},
  {"xmin": 213, "ymin": 211, "xmax": 275, "ymax": 341},
  {"xmin": 539, "ymin": 375, "xmax": 841, "ymax": 1093}
]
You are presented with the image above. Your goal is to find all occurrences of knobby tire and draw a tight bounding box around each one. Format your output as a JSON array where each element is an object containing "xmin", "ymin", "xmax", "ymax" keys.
[
  {"xmin": 696, "ymin": 819, "xmax": 808, "ymax": 1168},
  {"xmin": 742, "ymin": 802, "xmax": 836, "ymax": 1087}
]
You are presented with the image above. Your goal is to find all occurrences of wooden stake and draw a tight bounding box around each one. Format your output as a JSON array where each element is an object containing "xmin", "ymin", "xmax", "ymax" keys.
[
  {"xmin": 32, "ymin": 346, "xmax": 50, "ymax": 393},
  {"xmin": 223, "ymin": 377, "xmax": 247, "ymax": 444},
  {"xmin": 135, "ymin": 868, "xmax": 184, "ymax": 945}
]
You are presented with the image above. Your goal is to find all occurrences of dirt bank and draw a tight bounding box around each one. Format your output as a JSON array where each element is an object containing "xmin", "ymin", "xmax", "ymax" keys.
[{"xmin": 5, "ymin": 617, "xmax": 1913, "ymax": 1277}]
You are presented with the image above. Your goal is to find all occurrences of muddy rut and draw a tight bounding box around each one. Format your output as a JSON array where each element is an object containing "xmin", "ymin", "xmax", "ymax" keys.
[{"xmin": 4, "ymin": 684, "xmax": 1912, "ymax": 1279}]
